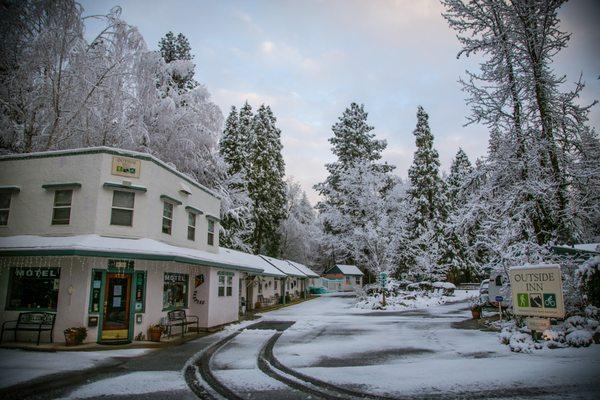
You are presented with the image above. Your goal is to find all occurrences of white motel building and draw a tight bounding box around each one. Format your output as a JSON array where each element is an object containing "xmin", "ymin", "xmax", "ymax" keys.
[{"xmin": 0, "ymin": 147, "xmax": 318, "ymax": 344}]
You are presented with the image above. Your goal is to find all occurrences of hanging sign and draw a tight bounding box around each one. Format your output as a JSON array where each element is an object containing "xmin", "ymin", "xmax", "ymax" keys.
[
  {"xmin": 111, "ymin": 156, "xmax": 141, "ymax": 178},
  {"xmin": 508, "ymin": 264, "xmax": 565, "ymax": 319}
]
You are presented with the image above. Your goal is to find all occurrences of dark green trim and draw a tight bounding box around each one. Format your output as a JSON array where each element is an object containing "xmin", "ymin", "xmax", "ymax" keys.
[
  {"xmin": 134, "ymin": 270, "xmax": 147, "ymax": 313},
  {"xmin": 205, "ymin": 214, "xmax": 221, "ymax": 222},
  {"xmin": 103, "ymin": 182, "xmax": 147, "ymax": 192},
  {"xmin": 551, "ymin": 246, "xmax": 599, "ymax": 257},
  {"xmin": 95, "ymin": 270, "xmax": 107, "ymax": 343},
  {"xmin": 160, "ymin": 194, "xmax": 182, "ymax": 206},
  {"xmin": 42, "ymin": 182, "xmax": 82, "ymax": 190},
  {"xmin": 0, "ymin": 186, "xmax": 20, "ymax": 193},
  {"xmin": 0, "ymin": 249, "xmax": 263, "ymax": 273},
  {"xmin": 88, "ymin": 269, "xmax": 104, "ymax": 314},
  {"xmin": 0, "ymin": 147, "xmax": 220, "ymax": 199},
  {"xmin": 185, "ymin": 206, "xmax": 204, "ymax": 215}
]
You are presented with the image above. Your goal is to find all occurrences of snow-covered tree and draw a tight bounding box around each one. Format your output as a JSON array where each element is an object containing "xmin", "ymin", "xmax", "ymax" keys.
[
  {"xmin": 315, "ymin": 102, "xmax": 393, "ymax": 266},
  {"xmin": 442, "ymin": 0, "xmax": 599, "ymax": 273},
  {"xmin": 279, "ymin": 179, "xmax": 320, "ymax": 265},
  {"xmin": 158, "ymin": 31, "xmax": 197, "ymax": 92},
  {"xmin": 247, "ymin": 105, "xmax": 287, "ymax": 256},
  {"xmin": 404, "ymin": 106, "xmax": 447, "ymax": 281}
]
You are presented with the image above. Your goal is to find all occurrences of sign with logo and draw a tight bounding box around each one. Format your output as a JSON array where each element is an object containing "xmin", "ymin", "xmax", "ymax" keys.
[
  {"xmin": 495, "ymin": 296, "xmax": 504, "ymax": 302},
  {"xmin": 111, "ymin": 156, "xmax": 141, "ymax": 178},
  {"xmin": 508, "ymin": 264, "xmax": 565, "ymax": 318},
  {"xmin": 164, "ymin": 272, "xmax": 188, "ymax": 283}
]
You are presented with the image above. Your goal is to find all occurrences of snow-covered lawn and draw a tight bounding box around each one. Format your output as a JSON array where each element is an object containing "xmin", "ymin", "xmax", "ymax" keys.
[
  {"xmin": 259, "ymin": 292, "xmax": 600, "ymax": 397},
  {"xmin": 354, "ymin": 288, "xmax": 472, "ymax": 311},
  {"xmin": 0, "ymin": 348, "xmax": 151, "ymax": 389}
]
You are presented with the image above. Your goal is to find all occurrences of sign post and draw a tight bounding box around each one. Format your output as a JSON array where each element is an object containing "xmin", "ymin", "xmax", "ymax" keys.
[
  {"xmin": 508, "ymin": 264, "xmax": 564, "ymax": 340},
  {"xmin": 495, "ymin": 295, "xmax": 503, "ymax": 321},
  {"xmin": 379, "ymin": 272, "xmax": 388, "ymax": 307}
]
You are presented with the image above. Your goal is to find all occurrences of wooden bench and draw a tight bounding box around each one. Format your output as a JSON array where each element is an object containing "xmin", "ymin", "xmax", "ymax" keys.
[
  {"xmin": 165, "ymin": 309, "xmax": 199, "ymax": 338},
  {"xmin": 1, "ymin": 312, "xmax": 56, "ymax": 345}
]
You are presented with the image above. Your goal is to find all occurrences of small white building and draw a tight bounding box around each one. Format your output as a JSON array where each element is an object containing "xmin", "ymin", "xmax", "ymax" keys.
[
  {"xmin": 322, "ymin": 264, "xmax": 364, "ymax": 291},
  {"xmin": 0, "ymin": 147, "xmax": 318, "ymax": 345}
]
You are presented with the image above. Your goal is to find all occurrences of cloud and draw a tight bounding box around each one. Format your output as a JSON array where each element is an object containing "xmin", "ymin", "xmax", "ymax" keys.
[{"xmin": 260, "ymin": 40, "xmax": 274, "ymax": 54}]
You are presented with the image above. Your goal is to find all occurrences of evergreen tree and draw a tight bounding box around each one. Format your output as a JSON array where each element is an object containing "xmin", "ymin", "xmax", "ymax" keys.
[
  {"xmin": 220, "ymin": 106, "xmax": 242, "ymax": 177},
  {"xmin": 439, "ymin": 149, "xmax": 477, "ymax": 283},
  {"xmin": 315, "ymin": 103, "xmax": 392, "ymax": 245},
  {"xmin": 405, "ymin": 106, "xmax": 447, "ymax": 281},
  {"xmin": 247, "ymin": 105, "xmax": 287, "ymax": 256},
  {"xmin": 158, "ymin": 31, "xmax": 197, "ymax": 92}
]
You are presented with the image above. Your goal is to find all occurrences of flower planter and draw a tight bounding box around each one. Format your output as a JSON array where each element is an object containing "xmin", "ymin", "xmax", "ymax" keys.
[
  {"xmin": 471, "ymin": 308, "xmax": 481, "ymax": 319},
  {"xmin": 64, "ymin": 327, "xmax": 87, "ymax": 346},
  {"xmin": 254, "ymin": 302, "xmax": 262, "ymax": 310},
  {"xmin": 64, "ymin": 333, "xmax": 80, "ymax": 346},
  {"xmin": 148, "ymin": 327, "xmax": 163, "ymax": 342}
]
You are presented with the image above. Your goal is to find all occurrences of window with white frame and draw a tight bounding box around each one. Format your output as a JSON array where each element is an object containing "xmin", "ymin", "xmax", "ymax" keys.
[
  {"xmin": 162, "ymin": 202, "xmax": 173, "ymax": 234},
  {"xmin": 274, "ymin": 279, "xmax": 278, "ymax": 291},
  {"xmin": 51, "ymin": 190, "xmax": 73, "ymax": 225},
  {"xmin": 218, "ymin": 272, "xmax": 233, "ymax": 297},
  {"xmin": 187, "ymin": 212, "xmax": 196, "ymax": 241},
  {"xmin": 0, "ymin": 193, "xmax": 12, "ymax": 226},
  {"xmin": 110, "ymin": 191, "xmax": 135, "ymax": 226},
  {"xmin": 207, "ymin": 219, "xmax": 215, "ymax": 246}
]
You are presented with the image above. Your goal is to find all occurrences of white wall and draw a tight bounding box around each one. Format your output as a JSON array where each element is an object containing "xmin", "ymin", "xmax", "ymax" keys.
[
  {"xmin": 0, "ymin": 150, "xmax": 221, "ymax": 252},
  {"xmin": 0, "ymin": 257, "xmax": 241, "ymax": 344}
]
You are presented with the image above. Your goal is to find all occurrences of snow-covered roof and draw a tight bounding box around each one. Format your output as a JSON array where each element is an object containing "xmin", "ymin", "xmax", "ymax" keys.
[
  {"xmin": 0, "ymin": 146, "xmax": 220, "ymax": 199},
  {"xmin": 260, "ymin": 255, "xmax": 307, "ymax": 278},
  {"xmin": 334, "ymin": 264, "xmax": 364, "ymax": 276},
  {"xmin": 218, "ymin": 247, "xmax": 285, "ymax": 278},
  {"xmin": 0, "ymin": 234, "xmax": 263, "ymax": 273},
  {"xmin": 556, "ymin": 243, "xmax": 600, "ymax": 253},
  {"xmin": 286, "ymin": 260, "xmax": 319, "ymax": 278}
]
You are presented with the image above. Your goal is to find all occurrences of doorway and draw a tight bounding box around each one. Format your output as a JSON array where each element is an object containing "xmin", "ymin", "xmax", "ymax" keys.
[{"xmin": 101, "ymin": 273, "xmax": 131, "ymax": 342}]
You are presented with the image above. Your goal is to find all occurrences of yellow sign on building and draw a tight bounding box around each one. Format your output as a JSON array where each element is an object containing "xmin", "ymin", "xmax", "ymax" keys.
[
  {"xmin": 508, "ymin": 264, "xmax": 565, "ymax": 319},
  {"xmin": 111, "ymin": 156, "xmax": 141, "ymax": 178}
]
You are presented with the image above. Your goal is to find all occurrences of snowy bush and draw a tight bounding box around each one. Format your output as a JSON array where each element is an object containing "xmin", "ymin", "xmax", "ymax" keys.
[
  {"xmin": 565, "ymin": 330, "xmax": 593, "ymax": 347},
  {"xmin": 508, "ymin": 332, "xmax": 543, "ymax": 353},
  {"xmin": 564, "ymin": 316, "xmax": 587, "ymax": 333},
  {"xmin": 576, "ymin": 256, "xmax": 600, "ymax": 307}
]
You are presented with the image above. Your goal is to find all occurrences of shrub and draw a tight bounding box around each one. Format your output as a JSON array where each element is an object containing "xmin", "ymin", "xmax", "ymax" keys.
[{"xmin": 565, "ymin": 330, "xmax": 593, "ymax": 347}]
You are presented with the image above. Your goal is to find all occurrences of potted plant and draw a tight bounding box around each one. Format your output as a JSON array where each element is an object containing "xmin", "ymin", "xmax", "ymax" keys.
[
  {"xmin": 254, "ymin": 301, "xmax": 262, "ymax": 309},
  {"xmin": 470, "ymin": 299, "xmax": 483, "ymax": 319},
  {"xmin": 148, "ymin": 324, "xmax": 164, "ymax": 342},
  {"xmin": 64, "ymin": 327, "xmax": 87, "ymax": 346}
]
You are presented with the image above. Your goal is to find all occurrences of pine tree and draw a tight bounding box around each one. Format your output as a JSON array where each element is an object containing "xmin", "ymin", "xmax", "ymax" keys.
[
  {"xmin": 158, "ymin": 31, "xmax": 197, "ymax": 92},
  {"xmin": 219, "ymin": 106, "xmax": 242, "ymax": 177},
  {"xmin": 405, "ymin": 106, "xmax": 447, "ymax": 281},
  {"xmin": 247, "ymin": 105, "xmax": 287, "ymax": 256},
  {"xmin": 440, "ymin": 149, "xmax": 477, "ymax": 283},
  {"xmin": 315, "ymin": 103, "xmax": 392, "ymax": 240}
]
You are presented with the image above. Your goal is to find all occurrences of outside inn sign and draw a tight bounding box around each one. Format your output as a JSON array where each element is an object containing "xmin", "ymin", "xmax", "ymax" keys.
[
  {"xmin": 508, "ymin": 264, "xmax": 565, "ymax": 319},
  {"xmin": 111, "ymin": 155, "xmax": 141, "ymax": 178}
]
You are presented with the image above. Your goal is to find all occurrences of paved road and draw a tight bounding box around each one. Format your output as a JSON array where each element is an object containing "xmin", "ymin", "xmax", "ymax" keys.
[{"xmin": 5, "ymin": 293, "xmax": 600, "ymax": 399}]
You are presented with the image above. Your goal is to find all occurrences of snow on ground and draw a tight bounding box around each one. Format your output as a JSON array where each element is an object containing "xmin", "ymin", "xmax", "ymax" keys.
[
  {"xmin": 262, "ymin": 293, "xmax": 600, "ymax": 397},
  {"xmin": 354, "ymin": 289, "xmax": 472, "ymax": 311},
  {"xmin": 60, "ymin": 371, "xmax": 187, "ymax": 399},
  {"xmin": 211, "ymin": 328, "xmax": 288, "ymax": 391},
  {"xmin": 0, "ymin": 348, "xmax": 151, "ymax": 389}
]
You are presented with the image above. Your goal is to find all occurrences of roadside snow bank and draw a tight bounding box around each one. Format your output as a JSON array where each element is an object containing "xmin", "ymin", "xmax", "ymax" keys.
[{"xmin": 354, "ymin": 289, "xmax": 470, "ymax": 311}]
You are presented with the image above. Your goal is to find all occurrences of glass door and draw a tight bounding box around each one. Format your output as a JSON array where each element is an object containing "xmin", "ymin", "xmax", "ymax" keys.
[{"xmin": 101, "ymin": 273, "xmax": 131, "ymax": 341}]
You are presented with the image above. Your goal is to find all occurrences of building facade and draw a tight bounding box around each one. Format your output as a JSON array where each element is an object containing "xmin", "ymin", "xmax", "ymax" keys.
[
  {"xmin": 322, "ymin": 264, "xmax": 364, "ymax": 291},
  {"xmin": 0, "ymin": 148, "xmax": 316, "ymax": 345}
]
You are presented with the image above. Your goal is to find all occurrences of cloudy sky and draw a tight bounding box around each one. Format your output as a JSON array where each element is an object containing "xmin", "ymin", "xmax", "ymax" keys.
[{"xmin": 80, "ymin": 0, "xmax": 600, "ymax": 204}]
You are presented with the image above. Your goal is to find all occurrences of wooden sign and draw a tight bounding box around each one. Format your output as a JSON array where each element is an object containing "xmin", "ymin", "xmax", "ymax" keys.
[{"xmin": 509, "ymin": 264, "xmax": 565, "ymax": 319}]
